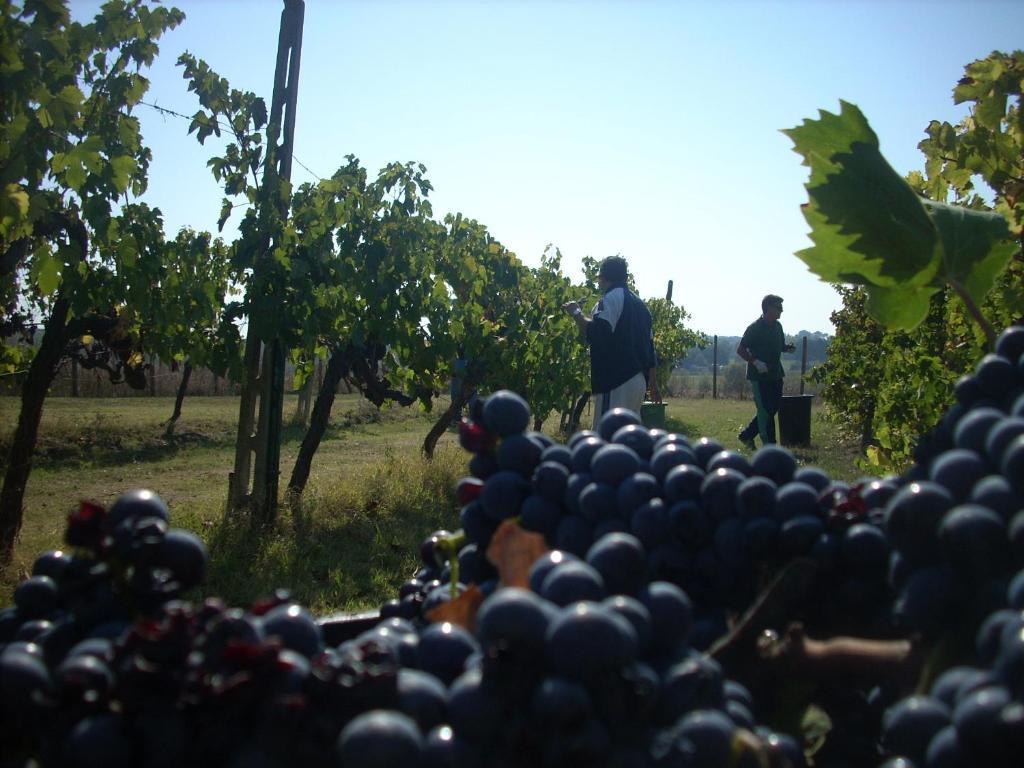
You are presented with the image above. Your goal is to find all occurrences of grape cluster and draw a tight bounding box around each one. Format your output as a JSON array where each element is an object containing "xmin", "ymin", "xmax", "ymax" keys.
[
  {"xmin": 2, "ymin": 325, "xmax": 1022, "ymax": 767},
  {"xmin": 439, "ymin": 390, "xmax": 898, "ymax": 651},
  {"xmin": 873, "ymin": 325, "xmax": 1024, "ymax": 768},
  {"xmin": 0, "ymin": 491, "xmax": 362, "ymax": 767}
]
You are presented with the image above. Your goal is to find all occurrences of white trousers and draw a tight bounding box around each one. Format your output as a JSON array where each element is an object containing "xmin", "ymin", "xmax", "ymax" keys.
[{"xmin": 592, "ymin": 371, "xmax": 646, "ymax": 430}]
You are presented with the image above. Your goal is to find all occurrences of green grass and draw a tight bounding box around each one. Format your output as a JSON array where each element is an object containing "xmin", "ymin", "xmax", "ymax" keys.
[
  {"xmin": 190, "ymin": 444, "xmax": 465, "ymax": 615},
  {"xmin": 661, "ymin": 398, "xmax": 863, "ymax": 482},
  {"xmin": 1, "ymin": 392, "xmax": 863, "ymax": 612}
]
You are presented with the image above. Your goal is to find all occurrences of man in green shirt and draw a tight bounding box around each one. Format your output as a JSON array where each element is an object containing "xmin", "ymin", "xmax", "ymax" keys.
[{"xmin": 736, "ymin": 294, "xmax": 795, "ymax": 450}]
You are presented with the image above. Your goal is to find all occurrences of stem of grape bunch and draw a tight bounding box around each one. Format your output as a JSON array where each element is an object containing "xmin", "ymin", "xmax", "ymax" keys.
[{"xmin": 435, "ymin": 530, "xmax": 468, "ymax": 599}]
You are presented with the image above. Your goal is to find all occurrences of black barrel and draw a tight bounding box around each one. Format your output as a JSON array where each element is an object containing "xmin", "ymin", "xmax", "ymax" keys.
[{"xmin": 778, "ymin": 394, "xmax": 813, "ymax": 446}]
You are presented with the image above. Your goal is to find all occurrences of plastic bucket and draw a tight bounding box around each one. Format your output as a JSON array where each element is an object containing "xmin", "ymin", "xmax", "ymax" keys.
[{"xmin": 640, "ymin": 401, "xmax": 667, "ymax": 430}]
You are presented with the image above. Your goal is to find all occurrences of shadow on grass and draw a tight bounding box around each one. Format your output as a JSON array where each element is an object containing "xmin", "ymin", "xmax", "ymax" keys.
[
  {"xmin": 26, "ymin": 430, "xmax": 232, "ymax": 470},
  {"xmin": 200, "ymin": 450, "xmax": 464, "ymax": 615},
  {"xmin": 21, "ymin": 412, "xmax": 372, "ymax": 472},
  {"xmin": 201, "ymin": 509, "xmax": 416, "ymax": 616}
]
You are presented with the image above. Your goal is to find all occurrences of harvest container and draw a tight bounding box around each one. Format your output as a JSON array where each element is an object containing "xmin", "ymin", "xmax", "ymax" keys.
[{"xmin": 778, "ymin": 394, "xmax": 813, "ymax": 446}]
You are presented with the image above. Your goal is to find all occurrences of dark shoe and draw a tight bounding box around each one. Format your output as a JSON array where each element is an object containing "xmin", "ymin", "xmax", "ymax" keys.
[{"xmin": 739, "ymin": 434, "xmax": 756, "ymax": 452}]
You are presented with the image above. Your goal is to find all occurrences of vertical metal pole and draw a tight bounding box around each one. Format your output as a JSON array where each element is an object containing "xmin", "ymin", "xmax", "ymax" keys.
[
  {"xmin": 800, "ymin": 336, "xmax": 808, "ymax": 396},
  {"xmin": 712, "ymin": 335, "xmax": 718, "ymax": 400}
]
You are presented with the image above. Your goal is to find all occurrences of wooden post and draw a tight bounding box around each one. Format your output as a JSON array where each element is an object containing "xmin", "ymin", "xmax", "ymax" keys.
[
  {"xmin": 800, "ymin": 335, "xmax": 808, "ymax": 396},
  {"xmin": 228, "ymin": 0, "xmax": 305, "ymax": 520},
  {"xmin": 712, "ymin": 335, "xmax": 718, "ymax": 400}
]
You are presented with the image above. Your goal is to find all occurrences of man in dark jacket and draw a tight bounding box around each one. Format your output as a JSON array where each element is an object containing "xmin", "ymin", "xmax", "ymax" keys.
[
  {"xmin": 562, "ymin": 256, "xmax": 659, "ymax": 428},
  {"xmin": 736, "ymin": 294, "xmax": 795, "ymax": 449}
]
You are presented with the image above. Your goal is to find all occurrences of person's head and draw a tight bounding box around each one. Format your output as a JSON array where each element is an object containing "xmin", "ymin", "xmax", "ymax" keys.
[
  {"xmin": 761, "ymin": 294, "xmax": 784, "ymax": 322},
  {"xmin": 598, "ymin": 256, "xmax": 629, "ymax": 290}
]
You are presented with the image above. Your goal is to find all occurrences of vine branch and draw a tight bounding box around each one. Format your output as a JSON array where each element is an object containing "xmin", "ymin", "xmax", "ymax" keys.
[{"xmin": 948, "ymin": 277, "xmax": 997, "ymax": 348}]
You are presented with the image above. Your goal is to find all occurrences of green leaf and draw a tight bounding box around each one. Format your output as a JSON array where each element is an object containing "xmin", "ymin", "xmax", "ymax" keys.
[
  {"xmin": 46, "ymin": 85, "xmax": 84, "ymax": 127},
  {"xmin": 217, "ymin": 198, "xmax": 232, "ymax": 231},
  {"xmin": 0, "ymin": 184, "xmax": 30, "ymax": 240},
  {"xmin": 110, "ymin": 155, "xmax": 135, "ymax": 193},
  {"xmin": 923, "ymin": 199, "xmax": 1016, "ymax": 304},
  {"xmin": 863, "ymin": 283, "xmax": 938, "ymax": 330},
  {"xmin": 63, "ymin": 160, "xmax": 87, "ymax": 191},
  {"xmin": 33, "ymin": 250, "xmax": 63, "ymax": 296},
  {"xmin": 784, "ymin": 101, "xmax": 941, "ymax": 290},
  {"xmin": 250, "ymin": 97, "xmax": 268, "ymax": 129}
]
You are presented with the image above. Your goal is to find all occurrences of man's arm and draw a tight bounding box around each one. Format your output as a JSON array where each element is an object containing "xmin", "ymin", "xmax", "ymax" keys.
[
  {"xmin": 737, "ymin": 341, "xmax": 768, "ymax": 374},
  {"xmin": 562, "ymin": 301, "xmax": 590, "ymax": 336},
  {"xmin": 647, "ymin": 366, "xmax": 661, "ymax": 403},
  {"xmin": 643, "ymin": 312, "xmax": 660, "ymax": 402}
]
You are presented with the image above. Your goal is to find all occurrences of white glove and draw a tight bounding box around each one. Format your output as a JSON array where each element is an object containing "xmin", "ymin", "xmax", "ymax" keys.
[{"xmin": 752, "ymin": 359, "xmax": 769, "ymax": 374}]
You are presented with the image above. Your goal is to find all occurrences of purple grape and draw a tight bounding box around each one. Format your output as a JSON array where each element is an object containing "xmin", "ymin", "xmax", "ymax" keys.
[
  {"xmin": 475, "ymin": 587, "xmax": 553, "ymax": 653},
  {"xmin": 773, "ymin": 481, "xmax": 820, "ymax": 522},
  {"xmin": 395, "ymin": 668, "xmax": 448, "ymax": 731},
  {"xmin": 539, "ymin": 443, "xmax": 573, "ymax": 469},
  {"xmin": 617, "ymin": 472, "xmax": 661, "ymax": 518},
  {"xmin": 597, "ymin": 407, "xmax": 641, "ymax": 441},
  {"xmin": 539, "ymin": 560, "xmax": 606, "ymax": 607},
  {"xmin": 531, "ymin": 460, "xmax": 569, "ymax": 503},
  {"xmin": 480, "ymin": 470, "xmax": 529, "ymax": 521},
  {"xmin": 882, "ymin": 695, "xmax": 951, "ymax": 764},
  {"xmin": 336, "ymin": 709, "xmax": 423, "ymax": 768},
  {"xmin": 260, "ymin": 603, "xmax": 323, "ymax": 659},
  {"xmin": 570, "ymin": 436, "xmax": 607, "ymax": 472},
  {"xmin": 496, "ymin": 433, "xmax": 544, "ymax": 476},
  {"xmin": 586, "ymin": 533, "xmax": 647, "ymax": 597},
  {"xmin": 611, "ymin": 424, "xmax": 656, "ymax": 459},
  {"xmin": 578, "ymin": 481, "xmax": 618, "ymax": 524},
  {"xmin": 639, "ymin": 581, "xmax": 693, "ymax": 655},
  {"xmin": 590, "ymin": 443, "xmax": 642, "ymax": 486},
  {"xmin": 544, "ymin": 601, "xmax": 637, "ymax": 680},
  {"xmin": 750, "ymin": 444, "xmax": 797, "ymax": 484},
  {"xmin": 650, "ymin": 443, "xmax": 699, "ymax": 482},
  {"xmin": 706, "ymin": 449, "xmax": 752, "ymax": 477},
  {"xmin": 481, "ymin": 390, "xmax": 530, "ymax": 437},
  {"xmin": 699, "ymin": 467, "xmax": 745, "ymax": 522}
]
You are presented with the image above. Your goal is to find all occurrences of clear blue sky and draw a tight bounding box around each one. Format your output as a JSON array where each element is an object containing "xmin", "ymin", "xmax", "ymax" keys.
[{"xmin": 73, "ymin": 0, "xmax": 1024, "ymax": 336}]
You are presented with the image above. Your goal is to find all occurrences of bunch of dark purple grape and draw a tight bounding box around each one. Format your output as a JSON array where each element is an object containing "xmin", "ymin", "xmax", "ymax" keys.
[
  {"xmin": 390, "ymin": 326, "xmax": 1023, "ymax": 768},
  {"xmin": 0, "ymin": 491, "xmax": 358, "ymax": 768},
  {"xmin": 873, "ymin": 325, "xmax": 1024, "ymax": 768},
  {"xmin": 3, "ymin": 324, "xmax": 1022, "ymax": 768},
  {"xmin": 426, "ymin": 387, "xmax": 897, "ymax": 652}
]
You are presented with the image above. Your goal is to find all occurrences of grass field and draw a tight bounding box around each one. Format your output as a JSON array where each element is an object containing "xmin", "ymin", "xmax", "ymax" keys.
[{"xmin": 0, "ymin": 392, "xmax": 862, "ymax": 613}]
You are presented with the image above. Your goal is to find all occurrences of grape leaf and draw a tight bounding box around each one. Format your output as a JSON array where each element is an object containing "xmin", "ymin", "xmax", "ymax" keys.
[
  {"xmin": 784, "ymin": 100, "xmax": 940, "ymax": 290},
  {"xmin": 785, "ymin": 101, "xmax": 1016, "ymax": 330},
  {"xmin": 923, "ymin": 199, "xmax": 1015, "ymax": 305},
  {"xmin": 486, "ymin": 519, "xmax": 548, "ymax": 589},
  {"xmin": 863, "ymin": 283, "xmax": 939, "ymax": 330},
  {"xmin": 426, "ymin": 584, "xmax": 484, "ymax": 631},
  {"xmin": 1, "ymin": 183, "xmax": 30, "ymax": 240},
  {"xmin": 109, "ymin": 155, "xmax": 135, "ymax": 194},
  {"xmin": 32, "ymin": 250, "xmax": 63, "ymax": 296}
]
